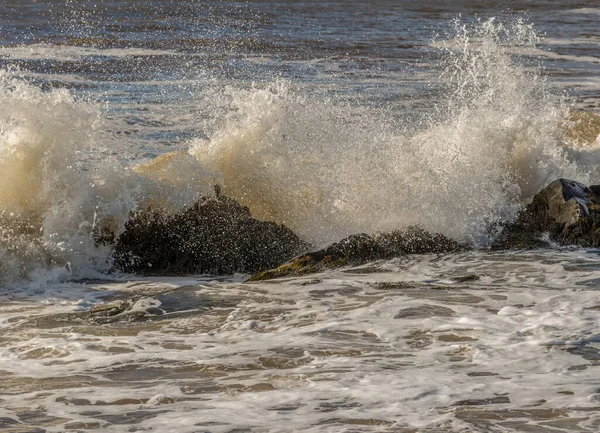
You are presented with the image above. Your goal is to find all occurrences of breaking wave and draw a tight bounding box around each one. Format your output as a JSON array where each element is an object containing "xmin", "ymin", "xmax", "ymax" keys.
[
  {"xmin": 190, "ymin": 18, "xmax": 592, "ymax": 243},
  {"xmin": 1, "ymin": 18, "xmax": 599, "ymax": 286}
]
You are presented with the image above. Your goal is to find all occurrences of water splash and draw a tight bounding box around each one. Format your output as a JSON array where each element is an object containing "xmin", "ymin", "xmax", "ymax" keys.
[
  {"xmin": 191, "ymin": 18, "xmax": 585, "ymax": 246},
  {"xmin": 1, "ymin": 17, "xmax": 598, "ymax": 285},
  {"xmin": 0, "ymin": 69, "xmax": 210, "ymax": 286}
]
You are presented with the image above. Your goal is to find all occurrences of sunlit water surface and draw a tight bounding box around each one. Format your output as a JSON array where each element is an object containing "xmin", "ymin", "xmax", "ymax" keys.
[{"xmin": 1, "ymin": 1, "xmax": 600, "ymax": 432}]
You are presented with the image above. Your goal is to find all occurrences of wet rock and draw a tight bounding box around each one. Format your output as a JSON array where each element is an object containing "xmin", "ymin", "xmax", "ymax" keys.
[
  {"xmin": 452, "ymin": 274, "xmax": 480, "ymax": 282},
  {"xmin": 0, "ymin": 418, "xmax": 19, "ymax": 428},
  {"xmin": 493, "ymin": 178, "xmax": 600, "ymax": 249},
  {"xmin": 112, "ymin": 193, "xmax": 309, "ymax": 275},
  {"xmin": 33, "ymin": 298, "xmax": 157, "ymax": 328},
  {"xmin": 453, "ymin": 396, "xmax": 511, "ymax": 406},
  {"xmin": 32, "ymin": 286, "xmax": 243, "ymax": 328},
  {"xmin": 249, "ymin": 226, "xmax": 466, "ymax": 281}
]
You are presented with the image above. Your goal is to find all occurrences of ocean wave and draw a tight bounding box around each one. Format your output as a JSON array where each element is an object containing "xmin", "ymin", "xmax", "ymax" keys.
[
  {"xmin": 1, "ymin": 17, "xmax": 600, "ymax": 286},
  {"xmin": 190, "ymin": 18, "xmax": 590, "ymax": 244},
  {"xmin": 0, "ymin": 68, "xmax": 211, "ymax": 286}
]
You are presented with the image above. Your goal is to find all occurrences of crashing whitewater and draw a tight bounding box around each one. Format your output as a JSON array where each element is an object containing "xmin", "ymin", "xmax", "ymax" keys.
[{"xmin": 1, "ymin": 18, "xmax": 600, "ymax": 286}]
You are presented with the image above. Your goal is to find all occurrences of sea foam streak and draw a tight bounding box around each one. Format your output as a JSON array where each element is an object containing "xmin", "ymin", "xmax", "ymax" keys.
[{"xmin": 0, "ymin": 18, "xmax": 599, "ymax": 286}]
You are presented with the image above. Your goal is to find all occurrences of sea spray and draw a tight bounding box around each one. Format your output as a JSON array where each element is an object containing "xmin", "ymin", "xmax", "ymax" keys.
[
  {"xmin": 0, "ymin": 70, "xmax": 210, "ymax": 286},
  {"xmin": 0, "ymin": 68, "xmax": 107, "ymax": 284},
  {"xmin": 191, "ymin": 18, "xmax": 585, "ymax": 246},
  {"xmin": 1, "ymin": 17, "xmax": 598, "ymax": 285}
]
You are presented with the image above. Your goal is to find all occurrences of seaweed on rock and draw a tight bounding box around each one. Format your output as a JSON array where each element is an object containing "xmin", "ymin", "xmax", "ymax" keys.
[{"xmin": 249, "ymin": 227, "xmax": 467, "ymax": 281}]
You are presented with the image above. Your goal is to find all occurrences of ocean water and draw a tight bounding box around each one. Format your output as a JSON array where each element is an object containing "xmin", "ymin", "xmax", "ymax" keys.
[{"xmin": 1, "ymin": 1, "xmax": 600, "ymax": 432}]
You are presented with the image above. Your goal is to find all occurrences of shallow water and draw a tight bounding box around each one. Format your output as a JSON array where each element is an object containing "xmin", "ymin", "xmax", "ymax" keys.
[{"xmin": 2, "ymin": 250, "xmax": 600, "ymax": 432}]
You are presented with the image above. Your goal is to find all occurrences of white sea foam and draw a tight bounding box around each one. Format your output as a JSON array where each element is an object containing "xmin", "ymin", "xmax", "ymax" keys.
[
  {"xmin": 0, "ymin": 69, "xmax": 210, "ymax": 286},
  {"xmin": 0, "ymin": 44, "xmax": 184, "ymax": 62},
  {"xmin": 565, "ymin": 8, "xmax": 600, "ymax": 16},
  {"xmin": 1, "ymin": 250, "xmax": 600, "ymax": 431}
]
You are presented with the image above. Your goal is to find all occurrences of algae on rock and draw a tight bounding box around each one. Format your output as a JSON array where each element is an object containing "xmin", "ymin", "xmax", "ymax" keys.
[{"xmin": 249, "ymin": 226, "xmax": 466, "ymax": 281}]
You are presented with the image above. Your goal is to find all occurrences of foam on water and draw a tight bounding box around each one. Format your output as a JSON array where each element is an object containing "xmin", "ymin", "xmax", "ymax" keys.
[
  {"xmin": 0, "ymin": 69, "xmax": 211, "ymax": 286},
  {"xmin": 0, "ymin": 67, "xmax": 107, "ymax": 285},
  {"xmin": 2, "ymin": 250, "xmax": 600, "ymax": 431},
  {"xmin": 0, "ymin": 44, "xmax": 185, "ymax": 62},
  {"xmin": 565, "ymin": 8, "xmax": 600, "ymax": 16}
]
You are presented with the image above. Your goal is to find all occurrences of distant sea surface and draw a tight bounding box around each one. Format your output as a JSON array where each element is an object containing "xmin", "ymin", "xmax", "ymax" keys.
[{"xmin": 1, "ymin": 1, "xmax": 599, "ymax": 153}]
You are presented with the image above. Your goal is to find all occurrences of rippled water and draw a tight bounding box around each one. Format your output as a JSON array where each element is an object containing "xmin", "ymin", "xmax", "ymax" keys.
[
  {"xmin": 1, "ymin": 1, "xmax": 600, "ymax": 432},
  {"xmin": 3, "ymin": 251, "xmax": 600, "ymax": 432}
]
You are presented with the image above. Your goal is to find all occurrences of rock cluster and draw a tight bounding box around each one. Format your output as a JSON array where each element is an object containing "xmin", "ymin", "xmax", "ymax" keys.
[
  {"xmin": 493, "ymin": 178, "xmax": 600, "ymax": 249},
  {"xmin": 110, "ymin": 176, "xmax": 600, "ymax": 279}
]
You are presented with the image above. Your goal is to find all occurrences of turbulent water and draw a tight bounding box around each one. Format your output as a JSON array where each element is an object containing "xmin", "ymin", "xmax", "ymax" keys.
[{"xmin": 1, "ymin": 1, "xmax": 600, "ymax": 432}]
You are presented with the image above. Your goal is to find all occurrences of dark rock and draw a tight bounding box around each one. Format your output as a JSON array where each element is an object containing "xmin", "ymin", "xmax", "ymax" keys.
[
  {"xmin": 452, "ymin": 274, "xmax": 480, "ymax": 282},
  {"xmin": 453, "ymin": 396, "xmax": 510, "ymax": 406},
  {"xmin": 113, "ymin": 177, "xmax": 600, "ymax": 278},
  {"xmin": 112, "ymin": 194, "xmax": 309, "ymax": 275},
  {"xmin": 248, "ymin": 226, "xmax": 467, "ymax": 281},
  {"xmin": 493, "ymin": 178, "xmax": 600, "ymax": 249}
]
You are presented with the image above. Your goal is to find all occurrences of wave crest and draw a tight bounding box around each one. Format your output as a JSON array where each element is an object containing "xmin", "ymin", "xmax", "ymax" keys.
[{"xmin": 190, "ymin": 18, "xmax": 589, "ymax": 245}]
